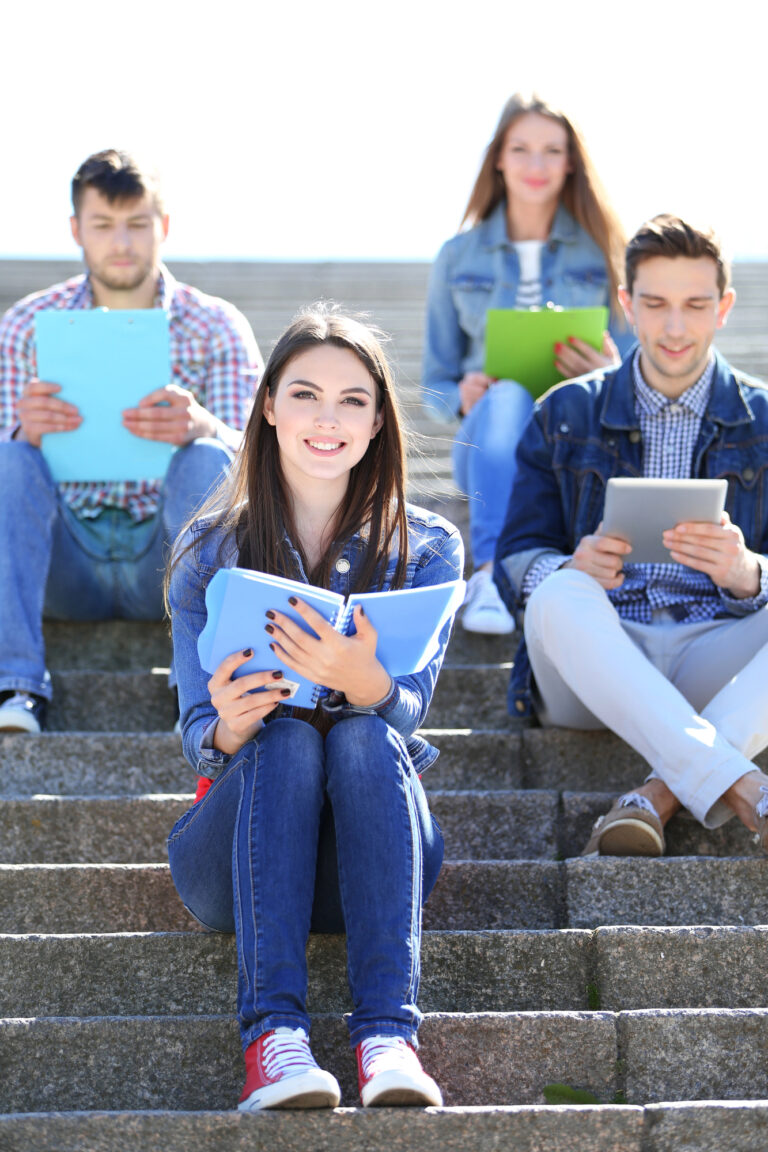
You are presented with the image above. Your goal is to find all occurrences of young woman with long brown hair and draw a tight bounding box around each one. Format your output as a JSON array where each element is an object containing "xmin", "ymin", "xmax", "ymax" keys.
[
  {"xmin": 423, "ymin": 93, "xmax": 633, "ymax": 633},
  {"xmin": 166, "ymin": 305, "xmax": 463, "ymax": 1110}
]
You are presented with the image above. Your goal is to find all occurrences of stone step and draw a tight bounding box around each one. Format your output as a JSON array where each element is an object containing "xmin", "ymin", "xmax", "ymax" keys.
[
  {"xmin": 45, "ymin": 666, "xmax": 514, "ymax": 731},
  {"xmin": 3, "ymin": 1008, "xmax": 768, "ymax": 1111},
  {"xmin": 0, "ymin": 791, "xmax": 758, "ymax": 864},
  {"xmin": 4, "ymin": 925, "xmax": 768, "ymax": 1020},
  {"xmin": 0, "ymin": 1010, "xmax": 618, "ymax": 1111},
  {"xmin": 3, "ymin": 858, "xmax": 766, "ymax": 934},
  {"xmin": 0, "ymin": 790, "xmax": 558, "ymax": 864},
  {"xmin": 0, "ymin": 930, "xmax": 590, "ymax": 1017},
  {"xmin": 5, "ymin": 1102, "xmax": 768, "ymax": 1152},
  {"xmin": 0, "ymin": 1106, "xmax": 646, "ymax": 1152},
  {"xmin": 6, "ymin": 726, "xmax": 768, "ymax": 797},
  {"xmin": 42, "ymin": 616, "xmax": 512, "ymax": 672},
  {"xmin": 0, "ymin": 860, "xmax": 563, "ymax": 933}
]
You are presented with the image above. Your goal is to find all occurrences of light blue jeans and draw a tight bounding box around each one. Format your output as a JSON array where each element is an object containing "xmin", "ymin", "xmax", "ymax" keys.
[
  {"xmin": 0, "ymin": 438, "xmax": 233, "ymax": 699},
  {"xmin": 452, "ymin": 380, "xmax": 534, "ymax": 566},
  {"xmin": 167, "ymin": 715, "xmax": 444, "ymax": 1051}
]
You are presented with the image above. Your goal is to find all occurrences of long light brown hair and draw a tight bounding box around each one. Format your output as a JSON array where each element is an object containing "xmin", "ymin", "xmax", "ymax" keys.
[
  {"xmin": 462, "ymin": 93, "xmax": 625, "ymax": 308},
  {"xmin": 167, "ymin": 304, "xmax": 409, "ymax": 597}
]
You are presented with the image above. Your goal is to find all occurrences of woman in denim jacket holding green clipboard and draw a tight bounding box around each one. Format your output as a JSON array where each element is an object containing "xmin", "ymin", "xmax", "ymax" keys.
[{"xmin": 422, "ymin": 93, "xmax": 633, "ymax": 634}]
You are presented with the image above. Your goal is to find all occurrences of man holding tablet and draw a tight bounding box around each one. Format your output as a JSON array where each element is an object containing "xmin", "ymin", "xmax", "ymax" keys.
[
  {"xmin": 0, "ymin": 149, "xmax": 262, "ymax": 733},
  {"xmin": 495, "ymin": 214, "xmax": 768, "ymax": 856}
]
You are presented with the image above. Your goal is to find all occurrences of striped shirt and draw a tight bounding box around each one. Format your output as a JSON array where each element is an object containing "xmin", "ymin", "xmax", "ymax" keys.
[
  {"xmin": 513, "ymin": 240, "xmax": 543, "ymax": 309},
  {"xmin": 0, "ymin": 267, "xmax": 262, "ymax": 521},
  {"xmin": 522, "ymin": 350, "xmax": 768, "ymax": 621}
]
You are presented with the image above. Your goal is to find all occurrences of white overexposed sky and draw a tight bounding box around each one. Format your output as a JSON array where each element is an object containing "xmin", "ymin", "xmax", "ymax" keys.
[{"xmin": 2, "ymin": 0, "xmax": 766, "ymax": 261}]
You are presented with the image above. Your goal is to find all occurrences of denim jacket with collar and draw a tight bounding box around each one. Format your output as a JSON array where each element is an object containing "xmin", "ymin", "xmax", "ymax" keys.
[
  {"xmin": 422, "ymin": 201, "xmax": 635, "ymax": 421},
  {"xmin": 169, "ymin": 503, "xmax": 464, "ymax": 777},
  {"xmin": 493, "ymin": 349, "xmax": 768, "ymax": 717}
]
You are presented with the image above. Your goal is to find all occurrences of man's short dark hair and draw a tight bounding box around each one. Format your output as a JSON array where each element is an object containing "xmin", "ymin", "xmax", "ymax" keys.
[
  {"xmin": 71, "ymin": 150, "xmax": 164, "ymax": 216},
  {"xmin": 625, "ymin": 214, "xmax": 730, "ymax": 297}
]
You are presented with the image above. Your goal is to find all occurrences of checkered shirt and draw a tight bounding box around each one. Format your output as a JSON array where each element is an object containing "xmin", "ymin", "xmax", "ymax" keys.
[
  {"xmin": 0, "ymin": 267, "xmax": 262, "ymax": 521},
  {"xmin": 522, "ymin": 350, "xmax": 768, "ymax": 621}
]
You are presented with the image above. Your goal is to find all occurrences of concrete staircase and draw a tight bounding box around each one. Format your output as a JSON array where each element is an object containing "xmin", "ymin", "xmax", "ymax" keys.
[
  {"xmin": 2, "ymin": 259, "xmax": 768, "ymax": 1147},
  {"xmin": 2, "ymin": 601, "xmax": 768, "ymax": 1151}
]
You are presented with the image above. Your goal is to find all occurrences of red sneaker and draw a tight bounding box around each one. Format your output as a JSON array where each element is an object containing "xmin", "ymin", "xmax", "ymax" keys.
[
  {"xmin": 238, "ymin": 1027, "xmax": 341, "ymax": 1111},
  {"xmin": 356, "ymin": 1035, "xmax": 443, "ymax": 1107}
]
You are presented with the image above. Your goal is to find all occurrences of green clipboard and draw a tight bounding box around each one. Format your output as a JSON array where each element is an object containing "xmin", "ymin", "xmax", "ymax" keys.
[{"xmin": 484, "ymin": 306, "xmax": 608, "ymax": 398}]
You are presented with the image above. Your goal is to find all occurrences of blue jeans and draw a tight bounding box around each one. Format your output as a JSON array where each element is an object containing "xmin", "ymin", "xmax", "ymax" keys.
[
  {"xmin": 0, "ymin": 438, "xmax": 233, "ymax": 698},
  {"xmin": 452, "ymin": 380, "xmax": 534, "ymax": 567},
  {"xmin": 167, "ymin": 715, "xmax": 444, "ymax": 1051}
]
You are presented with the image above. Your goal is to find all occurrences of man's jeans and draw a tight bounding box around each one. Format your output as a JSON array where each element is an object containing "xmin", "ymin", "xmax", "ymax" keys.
[
  {"xmin": 0, "ymin": 438, "xmax": 233, "ymax": 699},
  {"xmin": 167, "ymin": 715, "xmax": 444, "ymax": 1051},
  {"xmin": 525, "ymin": 568, "xmax": 768, "ymax": 828},
  {"xmin": 452, "ymin": 380, "xmax": 534, "ymax": 567}
]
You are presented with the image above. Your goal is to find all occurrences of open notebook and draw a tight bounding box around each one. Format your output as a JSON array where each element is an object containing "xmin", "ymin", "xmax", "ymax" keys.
[{"xmin": 198, "ymin": 567, "xmax": 466, "ymax": 709}]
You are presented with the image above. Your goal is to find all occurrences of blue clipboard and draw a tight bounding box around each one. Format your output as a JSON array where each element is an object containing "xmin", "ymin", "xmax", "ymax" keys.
[{"xmin": 35, "ymin": 309, "xmax": 174, "ymax": 482}]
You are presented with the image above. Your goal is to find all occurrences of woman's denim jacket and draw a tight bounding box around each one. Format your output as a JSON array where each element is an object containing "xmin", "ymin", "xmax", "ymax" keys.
[
  {"xmin": 494, "ymin": 350, "xmax": 768, "ymax": 717},
  {"xmin": 169, "ymin": 503, "xmax": 464, "ymax": 778},
  {"xmin": 421, "ymin": 201, "xmax": 635, "ymax": 421}
]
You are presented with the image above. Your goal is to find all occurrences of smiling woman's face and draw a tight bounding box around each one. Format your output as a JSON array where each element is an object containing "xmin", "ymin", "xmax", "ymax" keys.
[
  {"xmin": 496, "ymin": 112, "xmax": 571, "ymax": 210},
  {"xmin": 263, "ymin": 343, "xmax": 383, "ymax": 495}
]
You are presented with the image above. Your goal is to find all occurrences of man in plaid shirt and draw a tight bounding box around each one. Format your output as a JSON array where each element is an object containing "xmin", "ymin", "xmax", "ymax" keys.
[
  {"xmin": 0, "ymin": 149, "xmax": 263, "ymax": 733},
  {"xmin": 495, "ymin": 215, "xmax": 768, "ymax": 858}
]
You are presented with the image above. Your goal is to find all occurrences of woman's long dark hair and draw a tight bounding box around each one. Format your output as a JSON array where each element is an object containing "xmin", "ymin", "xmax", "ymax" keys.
[{"xmin": 166, "ymin": 304, "xmax": 410, "ymax": 599}]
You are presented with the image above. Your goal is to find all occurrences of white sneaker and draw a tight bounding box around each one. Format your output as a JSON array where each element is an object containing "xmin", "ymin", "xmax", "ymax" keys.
[
  {"xmin": 0, "ymin": 691, "xmax": 46, "ymax": 734},
  {"xmin": 238, "ymin": 1027, "xmax": 341, "ymax": 1111},
  {"xmin": 461, "ymin": 570, "xmax": 515, "ymax": 635},
  {"xmin": 356, "ymin": 1035, "xmax": 443, "ymax": 1107}
]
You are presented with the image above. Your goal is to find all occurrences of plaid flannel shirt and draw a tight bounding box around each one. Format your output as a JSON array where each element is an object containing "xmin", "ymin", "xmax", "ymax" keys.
[{"xmin": 0, "ymin": 266, "xmax": 262, "ymax": 521}]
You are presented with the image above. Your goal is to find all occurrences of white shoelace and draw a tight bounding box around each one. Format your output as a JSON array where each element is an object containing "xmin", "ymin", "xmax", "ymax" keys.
[
  {"xmin": 618, "ymin": 792, "xmax": 660, "ymax": 818},
  {"xmin": 359, "ymin": 1035, "xmax": 416, "ymax": 1079},
  {"xmin": 261, "ymin": 1027, "xmax": 319, "ymax": 1079},
  {"xmin": 756, "ymin": 785, "xmax": 768, "ymax": 820}
]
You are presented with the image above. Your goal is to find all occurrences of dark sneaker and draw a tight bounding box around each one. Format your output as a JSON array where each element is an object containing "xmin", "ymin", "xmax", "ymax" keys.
[
  {"xmin": 238, "ymin": 1027, "xmax": 341, "ymax": 1111},
  {"xmin": 356, "ymin": 1035, "xmax": 443, "ymax": 1107},
  {"xmin": 0, "ymin": 691, "xmax": 47, "ymax": 734},
  {"xmin": 582, "ymin": 793, "xmax": 665, "ymax": 857}
]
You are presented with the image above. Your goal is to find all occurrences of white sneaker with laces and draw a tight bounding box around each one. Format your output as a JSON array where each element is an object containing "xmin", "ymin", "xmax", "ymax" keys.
[
  {"xmin": 356, "ymin": 1035, "xmax": 443, "ymax": 1107},
  {"xmin": 461, "ymin": 569, "xmax": 515, "ymax": 635}
]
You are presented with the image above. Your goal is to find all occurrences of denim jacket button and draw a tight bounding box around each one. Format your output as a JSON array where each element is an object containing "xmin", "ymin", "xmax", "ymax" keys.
[
  {"xmin": 515, "ymin": 699, "xmax": 526, "ymax": 713},
  {"xmin": 743, "ymin": 467, "xmax": 755, "ymax": 482},
  {"xmin": 335, "ymin": 558, "xmax": 351, "ymax": 574},
  {"xmin": 629, "ymin": 430, "xmax": 642, "ymax": 444}
]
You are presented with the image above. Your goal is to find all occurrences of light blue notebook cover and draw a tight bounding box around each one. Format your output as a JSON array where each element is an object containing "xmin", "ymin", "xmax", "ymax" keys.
[
  {"xmin": 35, "ymin": 308, "xmax": 174, "ymax": 482},
  {"xmin": 198, "ymin": 567, "xmax": 466, "ymax": 709}
]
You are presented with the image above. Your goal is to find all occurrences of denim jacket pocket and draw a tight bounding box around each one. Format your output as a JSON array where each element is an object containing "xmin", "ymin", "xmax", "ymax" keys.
[
  {"xmin": 559, "ymin": 267, "xmax": 609, "ymax": 307},
  {"xmin": 451, "ymin": 274, "xmax": 494, "ymax": 339}
]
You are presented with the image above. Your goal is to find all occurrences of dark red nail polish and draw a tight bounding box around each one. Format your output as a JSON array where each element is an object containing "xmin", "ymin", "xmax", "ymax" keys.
[
  {"xmin": 265, "ymin": 610, "xmax": 276, "ymax": 620},
  {"xmin": 265, "ymin": 624, "xmax": 274, "ymax": 635},
  {"xmin": 280, "ymin": 688, "xmax": 292, "ymax": 697},
  {"xmin": 359, "ymin": 605, "xmax": 366, "ymax": 617},
  {"xmin": 272, "ymin": 670, "xmax": 283, "ymax": 679},
  {"xmin": 243, "ymin": 648, "xmax": 253, "ymax": 658},
  {"xmin": 288, "ymin": 596, "xmax": 298, "ymax": 606}
]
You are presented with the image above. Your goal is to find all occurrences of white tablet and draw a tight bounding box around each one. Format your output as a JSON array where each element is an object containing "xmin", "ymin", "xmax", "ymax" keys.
[{"xmin": 601, "ymin": 478, "xmax": 728, "ymax": 564}]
